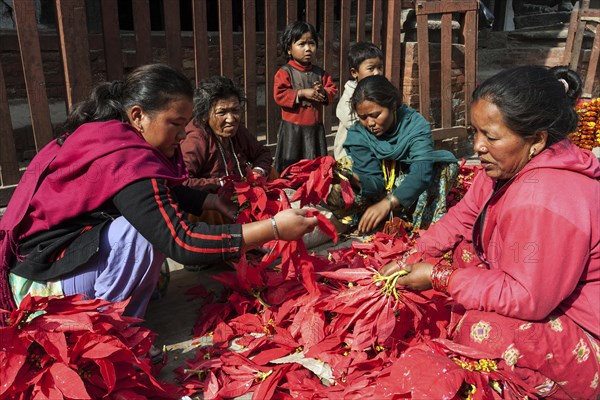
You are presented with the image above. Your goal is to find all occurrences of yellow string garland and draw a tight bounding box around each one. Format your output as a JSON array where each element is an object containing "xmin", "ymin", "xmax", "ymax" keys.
[
  {"xmin": 382, "ymin": 160, "xmax": 397, "ymax": 222},
  {"xmin": 381, "ymin": 160, "xmax": 396, "ymax": 192}
]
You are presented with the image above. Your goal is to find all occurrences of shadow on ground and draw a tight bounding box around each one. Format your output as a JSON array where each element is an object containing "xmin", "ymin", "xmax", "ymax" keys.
[{"xmin": 145, "ymin": 261, "xmax": 231, "ymax": 385}]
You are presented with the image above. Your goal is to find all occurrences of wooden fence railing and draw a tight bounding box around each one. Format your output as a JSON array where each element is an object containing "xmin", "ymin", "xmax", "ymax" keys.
[
  {"xmin": 0, "ymin": 0, "xmax": 481, "ymax": 207},
  {"xmin": 416, "ymin": 0, "xmax": 478, "ymax": 149},
  {"xmin": 563, "ymin": 0, "xmax": 600, "ymax": 99}
]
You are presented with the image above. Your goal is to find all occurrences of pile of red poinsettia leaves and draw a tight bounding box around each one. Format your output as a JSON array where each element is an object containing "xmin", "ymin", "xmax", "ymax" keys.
[
  {"xmin": 174, "ymin": 157, "xmax": 535, "ymax": 399},
  {"xmin": 0, "ymin": 156, "xmax": 487, "ymax": 398},
  {"xmin": 0, "ymin": 295, "xmax": 180, "ymax": 399}
]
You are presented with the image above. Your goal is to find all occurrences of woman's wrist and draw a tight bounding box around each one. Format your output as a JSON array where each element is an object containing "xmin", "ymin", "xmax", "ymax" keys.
[
  {"xmin": 241, "ymin": 217, "xmax": 279, "ymax": 251},
  {"xmin": 386, "ymin": 194, "xmax": 398, "ymax": 211},
  {"xmin": 252, "ymin": 166, "xmax": 267, "ymax": 177},
  {"xmin": 430, "ymin": 264, "xmax": 457, "ymax": 294},
  {"xmin": 270, "ymin": 216, "xmax": 280, "ymax": 240}
]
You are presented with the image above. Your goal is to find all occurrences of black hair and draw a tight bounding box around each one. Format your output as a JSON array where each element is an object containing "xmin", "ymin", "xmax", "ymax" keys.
[
  {"xmin": 62, "ymin": 64, "xmax": 193, "ymax": 133},
  {"xmin": 279, "ymin": 21, "xmax": 318, "ymax": 58},
  {"xmin": 472, "ymin": 65, "xmax": 582, "ymax": 146},
  {"xmin": 348, "ymin": 42, "xmax": 384, "ymax": 72},
  {"xmin": 193, "ymin": 76, "xmax": 246, "ymax": 125},
  {"xmin": 350, "ymin": 75, "xmax": 401, "ymax": 112}
]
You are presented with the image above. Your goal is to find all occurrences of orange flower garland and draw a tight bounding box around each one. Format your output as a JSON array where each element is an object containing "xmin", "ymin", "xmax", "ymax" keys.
[{"xmin": 569, "ymin": 98, "xmax": 600, "ymax": 150}]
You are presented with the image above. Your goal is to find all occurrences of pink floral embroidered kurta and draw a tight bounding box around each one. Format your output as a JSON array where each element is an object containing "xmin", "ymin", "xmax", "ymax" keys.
[{"xmin": 415, "ymin": 139, "xmax": 600, "ymax": 397}]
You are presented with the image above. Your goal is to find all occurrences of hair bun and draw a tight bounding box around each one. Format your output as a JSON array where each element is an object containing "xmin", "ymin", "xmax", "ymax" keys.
[
  {"xmin": 108, "ymin": 80, "xmax": 124, "ymax": 100},
  {"xmin": 549, "ymin": 65, "xmax": 582, "ymax": 105},
  {"xmin": 557, "ymin": 78, "xmax": 569, "ymax": 93}
]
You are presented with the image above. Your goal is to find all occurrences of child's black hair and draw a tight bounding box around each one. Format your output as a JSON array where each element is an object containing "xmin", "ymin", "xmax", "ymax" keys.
[
  {"xmin": 348, "ymin": 42, "xmax": 384, "ymax": 72},
  {"xmin": 279, "ymin": 21, "xmax": 318, "ymax": 58}
]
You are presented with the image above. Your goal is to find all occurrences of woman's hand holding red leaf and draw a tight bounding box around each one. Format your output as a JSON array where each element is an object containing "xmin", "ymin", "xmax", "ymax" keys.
[
  {"xmin": 393, "ymin": 262, "xmax": 434, "ymax": 292},
  {"xmin": 379, "ymin": 258, "xmax": 404, "ymax": 277},
  {"xmin": 272, "ymin": 208, "xmax": 318, "ymax": 241}
]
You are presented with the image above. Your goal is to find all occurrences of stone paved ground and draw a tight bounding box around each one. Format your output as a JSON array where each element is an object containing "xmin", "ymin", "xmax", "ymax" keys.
[{"xmin": 145, "ymin": 260, "xmax": 221, "ymax": 386}]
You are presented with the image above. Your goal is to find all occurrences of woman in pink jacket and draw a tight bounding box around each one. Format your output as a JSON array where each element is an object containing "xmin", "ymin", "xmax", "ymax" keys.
[{"xmin": 383, "ymin": 65, "xmax": 600, "ymax": 398}]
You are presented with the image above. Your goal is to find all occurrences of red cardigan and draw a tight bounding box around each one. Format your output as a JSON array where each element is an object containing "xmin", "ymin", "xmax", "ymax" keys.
[{"xmin": 273, "ymin": 59, "xmax": 338, "ymax": 126}]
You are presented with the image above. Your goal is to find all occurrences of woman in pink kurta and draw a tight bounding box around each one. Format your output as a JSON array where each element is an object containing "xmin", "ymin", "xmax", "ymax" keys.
[{"xmin": 383, "ymin": 65, "xmax": 600, "ymax": 398}]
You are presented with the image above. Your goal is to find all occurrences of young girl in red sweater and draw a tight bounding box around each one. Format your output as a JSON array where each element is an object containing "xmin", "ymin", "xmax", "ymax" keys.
[{"xmin": 273, "ymin": 21, "xmax": 338, "ymax": 173}]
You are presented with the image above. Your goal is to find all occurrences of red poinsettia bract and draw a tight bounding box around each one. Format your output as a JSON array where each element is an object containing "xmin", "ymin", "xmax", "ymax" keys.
[
  {"xmin": 174, "ymin": 158, "xmax": 537, "ymax": 399},
  {"xmin": 0, "ymin": 294, "xmax": 180, "ymax": 399}
]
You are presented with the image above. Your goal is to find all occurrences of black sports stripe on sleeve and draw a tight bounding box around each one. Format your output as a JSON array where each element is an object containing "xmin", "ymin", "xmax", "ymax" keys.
[{"xmin": 114, "ymin": 178, "xmax": 242, "ymax": 265}]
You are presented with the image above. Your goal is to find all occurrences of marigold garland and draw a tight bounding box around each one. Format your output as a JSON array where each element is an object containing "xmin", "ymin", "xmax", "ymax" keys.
[{"xmin": 569, "ymin": 98, "xmax": 600, "ymax": 150}]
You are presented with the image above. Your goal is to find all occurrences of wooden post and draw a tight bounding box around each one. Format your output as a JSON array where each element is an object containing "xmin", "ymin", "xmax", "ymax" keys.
[
  {"xmin": 265, "ymin": 0, "xmax": 279, "ymax": 146},
  {"xmin": 441, "ymin": 13, "xmax": 452, "ymax": 128},
  {"xmin": 323, "ymin": 0, "xmax": 335, "ymax": 141},
  {"xmin": 243, "ymin": 0, "xmax": 258, "ymax": 134},
  {"xmin": 55, "ymin": 0, "xmax": 93, "ymax": 111},
  {"xmin": 356, "ymin": 0, "xmax": 366, "ymax": 42},
  {"xmin": 306, "ymin": 0, "xmax": 317, "ymax": 27},
  {"xmin": 384, "ymin": 0, "xmax": 403, "ymax": 88},
  {"xmin": 582, "ymin": 17, "xmax": 600, "ymax": 98},
  {"xmin": 371, "ymin": 1, "xmax": 383, "ymax": 47},
  {"xmin": 562, "ymin": 1, "xmax": 580, "ymax": 65},
  {"xmin": 132, "ymin": 0, "xmax": 152, "ymax": 65},
  {"xmin": 13, "ymin": 0, "xmax": 54, "ymax": 150},
  {"xmin": 100, "ymin": 0, "xmax": 123, "ymax": 81},
  {"xmin": 0, "ymin": 61, "xmax": 19, "ymax": 188},
  {"xmin": 163, "ymin": 0, "xmax": 183, "ymax": 69},
  {"xmin": 192, "ymin": 0, "xmax": 210, "ymax": 84},
  {"xmin": 287, "ymin": 0, "xmax": 297, "ymax": 24},
  {"xmin": 339, "ymin": 0, "xmax": 352, "ymax": 87},
  {"xmin": 218, "ymin": 0, "xmax": 234, "ymax": 77},
  {"xmin": 463, "ymin": 8, "xmax": 478, "ymax": 127},
  {"xmin": 416, "ymin": 7, "xmax": 431, "ymax": 121}
]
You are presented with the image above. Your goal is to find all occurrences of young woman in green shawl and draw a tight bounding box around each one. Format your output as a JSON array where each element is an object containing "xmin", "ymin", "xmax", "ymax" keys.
[{"xmin": 328, "ymin": 75, "xmax": 458, "ymax": 233}]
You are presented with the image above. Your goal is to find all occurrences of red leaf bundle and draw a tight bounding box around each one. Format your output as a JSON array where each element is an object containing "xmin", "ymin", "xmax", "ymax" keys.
[{"xmin": 0, "ymin": 294, "xmax": 180, "ymax": 399}]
